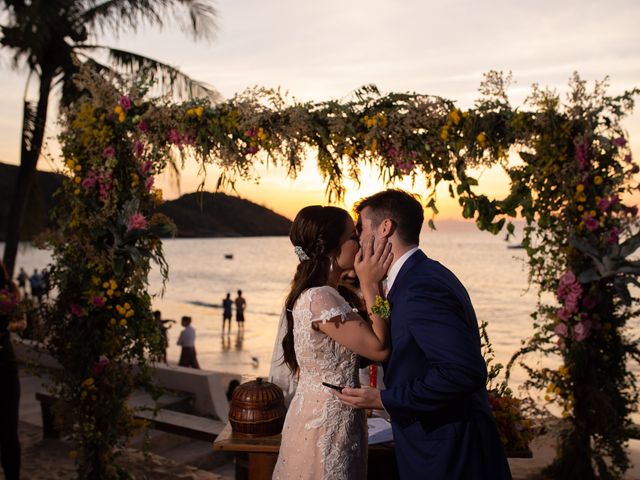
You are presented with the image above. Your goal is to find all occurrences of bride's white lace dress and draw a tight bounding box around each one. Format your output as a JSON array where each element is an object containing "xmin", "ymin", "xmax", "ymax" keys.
[{"xmin": 272, "ymin": 286, "xmax": 367, "ymax": 480}]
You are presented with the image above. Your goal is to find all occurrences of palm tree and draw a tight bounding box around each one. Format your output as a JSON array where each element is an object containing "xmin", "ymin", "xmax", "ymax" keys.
[{"xmin": 1, "ymin": 0, "xmax": 218, "ymax": 277}]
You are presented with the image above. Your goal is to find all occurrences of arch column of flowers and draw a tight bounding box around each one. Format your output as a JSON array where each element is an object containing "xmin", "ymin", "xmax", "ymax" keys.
[{"xmin": 45, "ymin": 69, "xmax": 639, "ymax": 479}]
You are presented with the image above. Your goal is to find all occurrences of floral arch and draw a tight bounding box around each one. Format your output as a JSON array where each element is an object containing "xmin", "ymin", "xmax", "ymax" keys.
[{"xmin": 42, "ymin": 69, "xmax": 639, "ymax": 479}]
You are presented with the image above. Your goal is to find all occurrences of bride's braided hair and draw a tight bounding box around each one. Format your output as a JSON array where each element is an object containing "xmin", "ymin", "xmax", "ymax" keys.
[{"xmin": 282, "ymin": 205, "xmax": 351, "ymax": 373}]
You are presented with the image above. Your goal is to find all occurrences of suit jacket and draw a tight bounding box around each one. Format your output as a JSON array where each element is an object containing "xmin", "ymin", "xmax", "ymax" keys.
[{"xmin": 380, "ymin": 250, "xmax": 512, "ymax": 479}]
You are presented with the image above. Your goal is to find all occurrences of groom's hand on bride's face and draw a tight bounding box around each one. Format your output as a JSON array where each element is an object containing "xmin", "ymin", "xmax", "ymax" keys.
[{"xmin": 333, "ymin": 386, "xmax": 383, "ymax": 410}]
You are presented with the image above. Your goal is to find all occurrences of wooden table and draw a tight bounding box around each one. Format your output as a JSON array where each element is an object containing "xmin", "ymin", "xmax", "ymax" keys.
[{"xmin": 213, "ymin": 422, "xmax": 398, "ymax": 480}]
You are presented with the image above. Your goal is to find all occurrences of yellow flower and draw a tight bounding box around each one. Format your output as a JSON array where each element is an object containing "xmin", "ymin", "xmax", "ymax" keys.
[
  {"xmin": 116, "ymin": 305, "xmax": 125, "ymax": 315},
  {"xmin": 476, "ymin": 132, "xmax": 487, "ymax": 147},
  {"xmin": 68, "ymin": 450, "xmax": 78, "ymax": 459},
  {"xmin": 74, "ymin": 176, "xmax": 82, "ymax": 184},
  {"xmin": 66, "ymin": 159, "xmax": 76, "ymax": 170},
  {"xmin": 110, "ymin": 318, "xmax": 116, "ymax": 326},
  {"xmin": 546, "ymin": 383, "xmax": 556, "ymax": 393},
  {"xmin": 114, "ymin": 105, "xmax": 123, "ymax": 115},
  {"xmin": 102, "ymin": 282, "xmax": 110, "ymax": 289},
  {"xmin": 257, "ymin": 127, "xmax": 267, "ymax": 141},
  {"xmin": 120, "ymin": 319, "xmax": 127, "ymax": 327},
  {"xmin": 590, "ymin": 210, "xmax": 596, "ymax": 217},
  {"xmin": 594, "ymin": 175, "xmax": 603, "ymax": 185},
  {"xmin": 440, "ymin": 126, "xmax": 449, "ymax": 141},
  {"xmin": 107, "ymin": 289, "xmax": 114, "ymax": 297},
  {"xmin": 576, "ymin": 184, "xmax": 585, "ymax": 192},
  {"xmin": 74, "ymin": 188, "xmax": 81, "ymax": 195},
  {"xmin": 577, "ymin": 205, "xmax": 584, "ymax": 212},
  {"xmin": 575, "ymin": 192, "xmax": 587, "ymax": 203},
  {"xmin": 153, "ymin": 188, "xmax": 164, "ymax": 205},
  {"xmin": 125, "ymin": 309, "xmax": 134, "ymax": 318},
  {"xmin": 92, "ymin": 276, "xmax": 101, "ymax": 286},
  {"xmin": 81, "ymin": 377, "xmax": 95, "ymax": 388},
  {"xmin": 449, "ymin": 109, "xmax": 461, "ymax": 125},
  {"xmin": 118, "ymin": 112, "xmax": 126, "ymax": 123},
  {"xmin": 124, "ymin": 302, "xmax": 131, "ymax": 310},
  {"xmin": 74, "ymin": 165, "xmax": 82, "ymax": 172}
]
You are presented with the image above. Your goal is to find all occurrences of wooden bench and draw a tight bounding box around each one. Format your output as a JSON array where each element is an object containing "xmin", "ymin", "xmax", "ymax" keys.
[{"xmin": 36, "ymin": 390, "xmax": 225, "ymax": 442}]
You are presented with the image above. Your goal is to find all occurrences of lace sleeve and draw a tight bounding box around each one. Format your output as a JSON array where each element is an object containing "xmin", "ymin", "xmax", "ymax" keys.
[{"xmin": 308, "ymin": 286, "xmax": 357, "ymax": 325}]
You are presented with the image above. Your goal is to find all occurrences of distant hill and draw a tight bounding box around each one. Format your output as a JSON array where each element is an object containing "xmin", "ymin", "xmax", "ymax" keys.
[
  {"xmin": 0, "ymin": 162, "xmax": 291, "ymax": 240},
  {"xmin": 0, "ymin": 162, "xmax": 63, "ymax": 241},
  {"xmin": 157, "ymin": 192, "xmax": 292, "ymax": 237}
]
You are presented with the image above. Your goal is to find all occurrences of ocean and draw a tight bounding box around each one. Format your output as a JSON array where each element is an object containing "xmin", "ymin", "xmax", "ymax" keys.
[{"xmin": 5, "ymin": 222, "xmax": 553, "ymax": 391}]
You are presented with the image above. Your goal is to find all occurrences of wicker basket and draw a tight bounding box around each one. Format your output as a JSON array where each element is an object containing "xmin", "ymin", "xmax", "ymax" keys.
[{"xmin": 228, "ymin": 377, "xmax": 286, "ymax": 438}]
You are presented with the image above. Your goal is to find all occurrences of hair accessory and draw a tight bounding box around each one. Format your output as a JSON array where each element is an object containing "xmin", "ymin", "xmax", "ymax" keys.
[{"xmin": 294, "ymin": 245, "xmax": 310, "ymax": 261}]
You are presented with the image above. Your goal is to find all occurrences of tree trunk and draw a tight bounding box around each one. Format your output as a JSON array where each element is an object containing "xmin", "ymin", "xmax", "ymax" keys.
[{"xmin": 2, "ymin": 69, "xmax": 54, "ymax": 278}]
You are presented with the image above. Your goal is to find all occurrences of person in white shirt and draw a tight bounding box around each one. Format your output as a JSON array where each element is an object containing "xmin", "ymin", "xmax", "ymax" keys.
[{"xmin": 177, "ymin": 316, "xmax": 200, "ymax": 368}]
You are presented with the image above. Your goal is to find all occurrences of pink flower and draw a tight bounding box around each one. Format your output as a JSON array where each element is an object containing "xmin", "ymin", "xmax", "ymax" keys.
[
  {"xmin": 554, "ymin": 322, "xmax": 569, "ymax": 338},
  {"xmin": 598, "ymin": 197, "xmax": 611, "ymax": 212},
  {"xmin": 613, "ymin": 137, "xmax": 627, "ymax": 147},
  {"xmin": 559, "ymin": 271, "xmax": 577, "ymax": 288},
  {"xmin": 103, "ymin": 146, "xmax": 116, "ymax": 158},
  {"xmin": 90, "ymin": 355, "xmax": 110, "ymax": 376},
  {"xmin": 557, "ymin": 307, "xmax": 572, "ymax": 322},
  {"xmin": 564, "ymin": 291, "xmax": 581, "ymax": 313},
  {"xmin": 245, "ymin": 128, "xmax": 257, "ymax": 138},
  {"xmin": 610, "ymin": 194, "xmax": 620, "ymax": 206},
  {"xmin": 92, "ymin": 296, "xmax": 106, "ymax": 307},
  {"xmin": 576, "ymin": 141, "xmax": 589, "ymax": 170},
  {"xmin": 168, "ymin": 129, "xmax": 182, "ymax": 145},
  {"xmin": 574, "ymin": 320, "xmax": 592, "ymax": 341},
  {"xmin": 119, "ymin": 95, "xmax": 133, "ymax": 111},
  {"xmin": 145, "ymin": 176, "xmax": 154, "ymax": 190},
  {"xmin": 127, "ymin": 213, "xmax": 148, "ymax": 231},
  {"xmin": 70, "ymin": 304, "xmax": 84, "ymax": 316},
  {"xmin": 141, "ymin": 160, "xmax": 153, "ymax": 173},
  {"xmin": 583, "ymin": 214, "xmax": 599, "ymax": 231},
  {"xmin": 244, "ymin": 146, "xmax": 258, "ymax": 155},
  {"xmin": 607, "ymin": 227, "xmax": 620, "ymax": 245},
  {"xmin": 82, "ymin": 174, "xmax": 97, "ymax": 189},
  {"xmin": 134, "ymin": 141, "xmax": 144, "ymax": 157},
  {"xmin": 625, "ymin": 154, "xmax": 633, "ymax": 164},
  {"xmin": 138, "ymin": 120, "xmax": 149, "ymax": 133}
]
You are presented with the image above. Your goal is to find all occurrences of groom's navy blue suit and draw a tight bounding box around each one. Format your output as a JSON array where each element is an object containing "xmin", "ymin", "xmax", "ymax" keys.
[{"xmin": 380, "ymin": 250, "xmax": 512, "ymax": 479}]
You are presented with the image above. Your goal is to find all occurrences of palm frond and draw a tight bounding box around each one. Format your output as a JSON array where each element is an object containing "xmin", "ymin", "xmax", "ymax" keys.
[
  {"xmin": 76, "ymin": 44, "xmax": 220, "ymax": 101},
  {"xmin": 21, "ymin": 100, "xmax": 38, "ymax": 153},
  {"xmin": 78, "ymin": 0, "xmax": 216, "ymax": 40}
]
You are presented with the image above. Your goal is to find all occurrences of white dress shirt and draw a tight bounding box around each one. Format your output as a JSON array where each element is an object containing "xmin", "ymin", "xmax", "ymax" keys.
[
  {"xmin": 384, "ymin": 246, "xmax": 420, "ymax": 295},
  {"xmin": 177, "ymin": 325, "xmax": 196, "ymax": 347}
]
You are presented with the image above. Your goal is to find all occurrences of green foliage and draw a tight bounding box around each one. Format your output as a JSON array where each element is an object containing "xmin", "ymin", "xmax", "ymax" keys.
[{"xmin": 50, "ymin": 68, "xmax": 640, "ymax": 478}]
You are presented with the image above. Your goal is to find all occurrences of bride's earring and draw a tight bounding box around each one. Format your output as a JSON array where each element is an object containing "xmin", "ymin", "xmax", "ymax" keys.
[{"xmin": 329, "ymin": 257, "xmax": 334, "ymax": 273}]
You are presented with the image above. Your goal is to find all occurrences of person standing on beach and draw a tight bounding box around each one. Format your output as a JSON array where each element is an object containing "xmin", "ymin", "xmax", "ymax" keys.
[
  {"xmin": 177, "ymin": 316, "xmax": 200, "ymax": 369},
  {"xmin": 153, "ymin": 310, "xmax": 174, "ymax": 364},
  {"xmin": 1, "ymin": 259, "xmax": 27, "ymax": 480},
  {"xmin": 16, "ymin": 268, "xmax": 28, "ymax": 296},
  {"xmin": 235, "ymin": 290, "xmax": 246, "ymax": 332},
  {"xmin": 335, "ymin": 189, "xmax": 511, "ymax": 479},
  {"xmin": 222, "ymin": 293, "xmax": 232, "ymax": 335}
]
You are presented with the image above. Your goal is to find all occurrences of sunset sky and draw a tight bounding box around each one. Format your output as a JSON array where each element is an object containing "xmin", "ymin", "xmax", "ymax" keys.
[{"xmin": 1, "ymin": 0, "xmax": 639, "ymax": 219}]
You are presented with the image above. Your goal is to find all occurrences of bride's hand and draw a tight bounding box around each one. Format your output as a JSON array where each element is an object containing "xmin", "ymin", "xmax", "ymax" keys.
[{"xmin": 354, "ymin": 235, "xmax": 393, "ymax": 289}]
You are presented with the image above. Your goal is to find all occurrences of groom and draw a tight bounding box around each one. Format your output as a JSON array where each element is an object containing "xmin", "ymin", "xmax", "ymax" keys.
[{"xmin": 335, "ymin": 189, "xmax": 512, "ymax": 479}]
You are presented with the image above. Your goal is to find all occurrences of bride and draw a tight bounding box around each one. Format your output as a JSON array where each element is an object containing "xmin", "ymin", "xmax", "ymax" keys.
[{"xmin": 272, "ymin": 205, "xmax": 392, "ymax": 480}]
